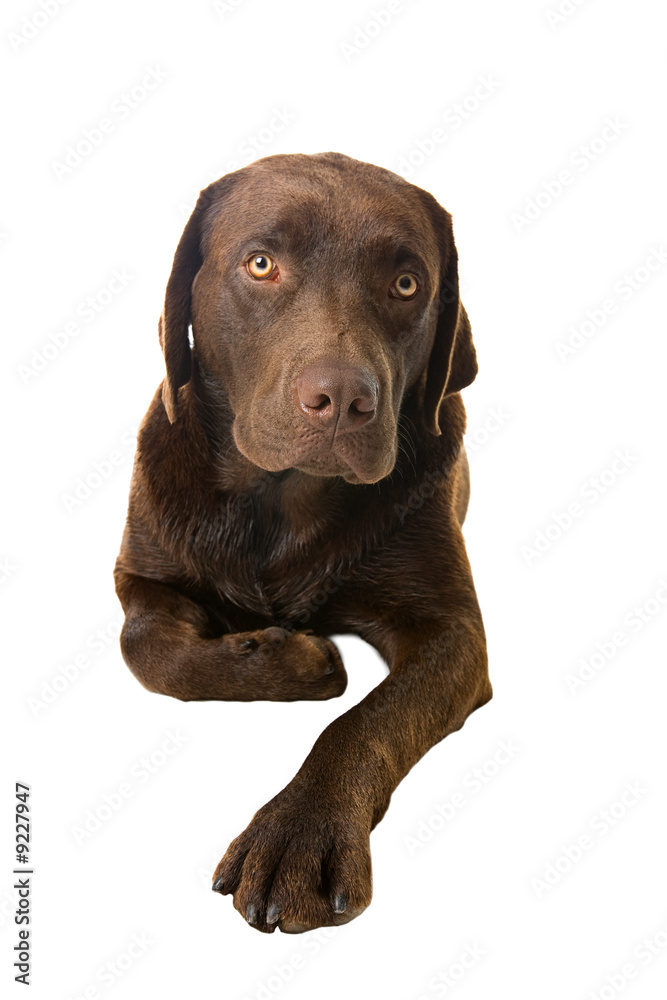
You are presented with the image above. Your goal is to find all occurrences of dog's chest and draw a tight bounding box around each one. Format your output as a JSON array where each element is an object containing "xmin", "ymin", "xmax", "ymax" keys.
[{"xmin": 201, "ymin": 492, "xmax": 351, "ymax": 623}]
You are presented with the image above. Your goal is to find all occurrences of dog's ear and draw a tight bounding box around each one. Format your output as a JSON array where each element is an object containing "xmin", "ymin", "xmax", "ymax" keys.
[
  {"xmin": 420, "ymin": 198, "xmax": 478, "ymax": 436},
  {"xmin": 159, "ymin": 177, "xmax": 232, "ymax": 422}
]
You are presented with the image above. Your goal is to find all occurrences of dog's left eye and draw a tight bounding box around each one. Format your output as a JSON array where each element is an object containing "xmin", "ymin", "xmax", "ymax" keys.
[
  {"xmin": 391, "ymin": 274, "xmax": 419, "ymax": 299},
  {"xmin": 247, "ymin": 254, "xmax": 276, "ymax": 279}
]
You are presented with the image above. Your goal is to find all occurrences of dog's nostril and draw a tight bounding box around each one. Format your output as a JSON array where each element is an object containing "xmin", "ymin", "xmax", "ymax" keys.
[
  {"xmin": 296, "ymin": 362, "xmax": 377, "ymax": 429},
  {"xmin": 350, "ymin": 396, "xmax": 375, "ymax": 415},
  {"xmin": 300, "ymin": 393, "xmax": 331, "ymax": 412}
]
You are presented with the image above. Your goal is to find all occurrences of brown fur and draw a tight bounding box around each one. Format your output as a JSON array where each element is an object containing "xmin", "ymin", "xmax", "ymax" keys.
[{"xmin": 114, "ymin": 152, "xmax": 492, "ymax": 934}]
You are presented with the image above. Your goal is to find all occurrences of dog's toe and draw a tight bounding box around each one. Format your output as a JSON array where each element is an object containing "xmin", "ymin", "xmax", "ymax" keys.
[{"xmin": 214, "ymin": 788, "xmax": 372, "ymax": 933}]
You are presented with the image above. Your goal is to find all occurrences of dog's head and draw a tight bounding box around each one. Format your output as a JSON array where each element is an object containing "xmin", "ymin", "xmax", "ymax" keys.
[{"xmin": 159, "ymin": 152, "xmax": 476, "ymax": 485}]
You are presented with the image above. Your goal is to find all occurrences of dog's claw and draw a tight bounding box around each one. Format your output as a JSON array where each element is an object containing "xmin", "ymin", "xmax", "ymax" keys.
[
  {"xmin": 212, "ymin": 876, "xmax": 225, "ymax": 893},
  {"xmin": 333, "ymin": 893, "xmax": 347, "ymax": 913},
  {"xmin": 246, "ymin": 903, "xmax": 259, "ymax": 925},
  {"xmin": 266, "ymin": 904, "xmax": 281, "ymax": 924}
]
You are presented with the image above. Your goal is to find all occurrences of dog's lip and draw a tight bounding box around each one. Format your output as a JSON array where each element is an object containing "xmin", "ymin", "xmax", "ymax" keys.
[
  {"xmin": 291, "ymin": 446, "xmax": 395, "ymax": 484},
  {"xmin": 240, "ymin": 446, "xmax": 390, "ymax": 485},
  {"xmin": 232, "ymin": 417, "xmax": 395, "ymax": 483},
  {"xmin": 293, "ymin": 460, "xmax": 377, "ymax": 485}
]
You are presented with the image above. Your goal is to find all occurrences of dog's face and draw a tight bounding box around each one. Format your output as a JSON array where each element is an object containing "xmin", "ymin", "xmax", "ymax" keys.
[{"xmin": 160, "ymin": 153, "xmax": 477, "ymax": 485}]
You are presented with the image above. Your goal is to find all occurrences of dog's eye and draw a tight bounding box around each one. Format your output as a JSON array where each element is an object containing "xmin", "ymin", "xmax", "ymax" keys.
[
  {"xmin": 391, "ymin": 274, "xmax": 418, "ymax": 299},
  {"xmin": 247, "ymin": 254, "xmax": 276, "ymax": 279}
]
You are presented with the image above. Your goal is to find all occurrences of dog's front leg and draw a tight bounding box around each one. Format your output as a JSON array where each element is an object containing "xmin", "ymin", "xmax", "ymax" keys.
[
  {"xmin": 114, "ymin": 571, "xmax": 347, "ymax": 702},
  {"xmin": 213, "ymin": 601, "xmax": 491, "ymax": 933}
]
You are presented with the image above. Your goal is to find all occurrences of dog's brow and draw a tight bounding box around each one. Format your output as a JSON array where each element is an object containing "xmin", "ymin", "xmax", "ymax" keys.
[
  {"xmin": 239, "ymin": 231, "xmax": 285, "ymax": 254},
  {"xmin": 237, "ymin": 210, "xmax": 310, "ymax": 254},
  {"xmin": 392, "ymin": 243, "xmax": 424, "ymax": 269},
  {"xmin": 357, "ymin": 238, "xmax": 425, "ymax": 273}
]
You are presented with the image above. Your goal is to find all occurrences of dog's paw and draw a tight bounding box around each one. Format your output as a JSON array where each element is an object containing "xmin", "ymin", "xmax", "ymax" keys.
[
  {"xmin": 211, "ymin": 787, "xmax": 372, "ymax": 933},
  {"xmin": 224, "ymin": 628, "xmax": 347, "ymax": 701}
]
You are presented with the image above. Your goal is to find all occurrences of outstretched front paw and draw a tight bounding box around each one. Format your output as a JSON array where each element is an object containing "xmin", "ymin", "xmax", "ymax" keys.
[{"xmin": 212, "ymin": 785, "xmax": 372, "ymax": 933}]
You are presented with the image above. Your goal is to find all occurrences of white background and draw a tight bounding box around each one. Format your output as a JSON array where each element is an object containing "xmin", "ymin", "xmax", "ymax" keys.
[{"xmin": 2, "ymin": 0, "xmax": 667, "ymax": 998}]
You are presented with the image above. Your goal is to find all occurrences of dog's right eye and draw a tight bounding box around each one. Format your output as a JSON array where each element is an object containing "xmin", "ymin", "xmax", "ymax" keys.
[
  {"xmin": 391, "ymin": 273, "xmax": 419, "ymax": 299},
  {"xmin": 247, "ymin": 254, "xmax": 276, "ymax": 279}
]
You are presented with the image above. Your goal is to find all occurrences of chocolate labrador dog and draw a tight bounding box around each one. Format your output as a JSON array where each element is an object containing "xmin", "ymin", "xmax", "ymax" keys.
[{"xmin": 114, "ymin": 151, "xmax": 492, "ymax": 934}]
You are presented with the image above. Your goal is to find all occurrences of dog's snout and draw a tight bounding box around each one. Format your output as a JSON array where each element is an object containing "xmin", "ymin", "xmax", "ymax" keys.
[{"xmin": 296, "ymin": 361, "xmax": 378, "ymax": 430}]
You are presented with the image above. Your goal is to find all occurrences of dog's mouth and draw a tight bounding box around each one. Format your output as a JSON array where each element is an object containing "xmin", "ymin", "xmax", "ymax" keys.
[
  {"xmin": 292, "ymin": 448, "xmax": 394, "ymax": 485},
  {"xmin": 232, "ymin": 419, "xmax": 396, "ymax": 485}
]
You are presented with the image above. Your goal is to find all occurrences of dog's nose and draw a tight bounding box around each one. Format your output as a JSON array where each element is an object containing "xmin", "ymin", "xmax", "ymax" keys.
[{"xmin": 296, "ymin": 361, "xmax": 378, "ymax": 430}]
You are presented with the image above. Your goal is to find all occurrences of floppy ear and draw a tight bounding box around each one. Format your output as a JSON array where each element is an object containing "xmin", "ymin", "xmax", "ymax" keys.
[
  {"xmin": 421, "ymin": 202, "xmax": 478, "ymax": 436},
  {"xmin": 159, "ymin": 178, "xmax": 232, "ymax": 422}
]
